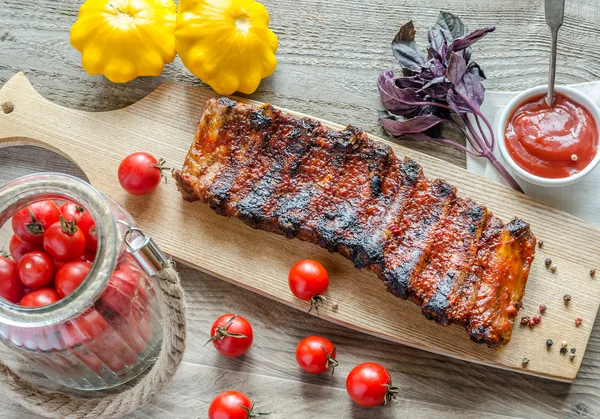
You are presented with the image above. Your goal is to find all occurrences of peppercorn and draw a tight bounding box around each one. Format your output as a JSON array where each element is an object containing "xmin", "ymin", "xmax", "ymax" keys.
[
  {"xmin": 538, "ymin": 240, "xmax": 544, "ymax": 249},
  {"xmin": 521, "ymin": 316, "xmax": 530, "ymax": 326},
  {"xmin": 575, "ymin": 316, "xmax": 583, "ymax": 327},
  {"xmin": 539, "ymin": 304, "xmax": 547, "ymax": 314},
  {"xmin": 591, "ymin": 269, "xmax": 596, "ymax": 278},
  {"xmin": 570, "ymin": 348, "xmax": 576, "ymax": 354},
  {"xmin": 521, "ymin": 357, "xmax": 529, "ymax": 367},
  {"xmin": 550, "ymin": 265, "xmax": 557, "ymax": 273},
  {"xmin": 569, "ymin": 354, "xmax": 576, "ymax": 361},
  {"xmin": 546, "ymin": 339, "xmax": 553, "ymax": 348},
  {"xmin": 528, "ymin": 318, "xmax": 536, "ymax": 328},
  {"xmin": 332, "ymin": 301, "xmax": 339, "ymax": 311},
  {"xmin": 560, "ymin": 346, "xmax": 568, "ymax": 355},
  {"xmin": 561, "ymin": 341, "xmax": 568, "ymax": 348},
  {"xmin": 563, "ymin": 295, "xmax": 571, "ymax": 304},
  {"xmin": 545, "ymin": 258, "xmax": 552, "ymax": 267},
  {"xmin": 533, "ymin": 315, "xmax": 542, "ymax": 325}
]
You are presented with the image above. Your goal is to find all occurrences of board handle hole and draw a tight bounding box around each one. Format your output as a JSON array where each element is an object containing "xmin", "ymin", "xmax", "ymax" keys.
[{"xmin": 1, "ymin": 102, "xmax": 14, "ymax": 114}]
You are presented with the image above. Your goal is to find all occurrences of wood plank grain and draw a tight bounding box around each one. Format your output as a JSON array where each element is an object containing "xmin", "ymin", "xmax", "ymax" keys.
[{"xmin": 1, "ymin": 73, "xmax": 598, "ymax": 382}]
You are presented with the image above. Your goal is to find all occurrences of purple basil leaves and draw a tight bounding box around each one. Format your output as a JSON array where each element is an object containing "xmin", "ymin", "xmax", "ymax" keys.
[{"xmin": 380, "ymin": 11, "xmax": 522, "ymax": 192}]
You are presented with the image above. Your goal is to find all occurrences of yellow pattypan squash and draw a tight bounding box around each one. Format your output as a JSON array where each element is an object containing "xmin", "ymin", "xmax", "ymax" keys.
[
  {"xmin": 70, "ymin": 0, "xmax": 177, "ymax": 83},
  {"xmin": 175, "ymin": 0, "xmax": 278, "ymax": 95}
]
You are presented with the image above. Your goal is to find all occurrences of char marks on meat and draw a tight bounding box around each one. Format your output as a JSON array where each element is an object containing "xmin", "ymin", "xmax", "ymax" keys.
[{"xmin": 175, "ymin": 98, "xmax": 536, "ymax": 347}]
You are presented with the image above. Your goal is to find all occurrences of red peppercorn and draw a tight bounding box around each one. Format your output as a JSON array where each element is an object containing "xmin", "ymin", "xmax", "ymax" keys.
[
  {"xmin": 539, "ymin": 304, "xmax": 547, "ymax": 314},
  {"xmin": 532, "ymin": 315, "xmax": 542, "ymax": 325},
  {"xmin": 528, "ymin": 318, "xmax": 535, "ymax": 328},
  {"xmin": 575, "ymin": 317, "xmax": 583, "ymax": 327}
]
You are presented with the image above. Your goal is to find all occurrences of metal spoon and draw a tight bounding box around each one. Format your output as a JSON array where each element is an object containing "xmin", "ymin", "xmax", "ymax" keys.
[{"xmin": 544, "ymin": 0, "xmax": 565, "ymax": 107}]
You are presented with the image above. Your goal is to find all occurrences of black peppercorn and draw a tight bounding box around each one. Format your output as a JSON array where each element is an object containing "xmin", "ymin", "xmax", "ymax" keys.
[
  {"xmin": 546, "ymin": 339, "xmax": 553, "ymax": 348},
  {"xmin": 545, "ymin": 258, "xmax": 552, "ymax": 267}
]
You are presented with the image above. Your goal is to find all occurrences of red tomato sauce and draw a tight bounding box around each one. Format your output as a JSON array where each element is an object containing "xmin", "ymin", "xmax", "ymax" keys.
[{"xmin": 504, "ymin": 93, "xmax": 598, "ymax": 178}]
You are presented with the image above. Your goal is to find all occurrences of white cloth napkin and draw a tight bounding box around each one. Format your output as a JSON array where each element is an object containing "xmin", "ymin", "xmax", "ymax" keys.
[{"xmin": 466, "ymin": 81, "xmax": 600, "ymax": 228}]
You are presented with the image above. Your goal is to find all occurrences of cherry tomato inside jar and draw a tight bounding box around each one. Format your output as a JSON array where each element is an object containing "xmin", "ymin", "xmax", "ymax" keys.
[
  {"xmin": 77, "ymin": 211, "xmax": 98, "ymax": 252},
  {"xmin": 17, "ymin": 250, "xmax": 55, "ymax": 288},
  {"xmin": 0, "ymin": 254, "xmax": 24, "ymax": 303},
  {"xmin": 55, "ymin": 261, "xmax": 92, "ymax": 298},
  {"xmin": 43, "ymin": 218, "xmax": 86, "ymax": 262},
  {"xmin": 20, "ymin": 288, "xmax": 60, "ymax": 307},
  {"xmin": 59, "ymin": 202, "xmax": 86, "ymax": 223},
  {"xmin": 11, "ymin": 201, "xmax": 61, "ymax": 246},
  {"xmin": 9, "ymin": 235, "xmax": 41, "ymax": 263}
]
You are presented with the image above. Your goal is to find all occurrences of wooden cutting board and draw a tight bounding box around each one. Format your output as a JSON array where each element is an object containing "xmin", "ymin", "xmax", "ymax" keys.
[{"xmin": 1, "ymin": 72, "xmax": 598, "ymax": 382}]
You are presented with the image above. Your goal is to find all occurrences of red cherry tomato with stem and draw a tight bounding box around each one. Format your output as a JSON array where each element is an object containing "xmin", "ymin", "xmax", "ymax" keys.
[
  {"xmin": 17, "ymin": 250, "xmax": 55, "ymax": 288},
  {"xmin": 43, "ymin": 217, "xmax": 86, "ymax": 262},
  {"xmin": 0, "ymin": 252, "xmax": 24, "ymax": 303},
  {"xmin": 77, "ymin": 211, "xmax": 98, "ymax": 252},
  {"xmin": 11, "ymin": 201, "xmax": 61, "ymax": 245},
  {"xmin": 208, "ymin": 391, "xmax": 268, "ymax": 419},
  {"xmin": 60, "ymin": 202, "xmax": 86, "ymax": 223},
  {"xmin": 118, "ymin": 152, "xmax": 170, "ymax": 195},
  {"xmin": 288, "ymin": 259, "xmax": 329, "ymax": 314},
  {"xmin": 9, "ymin": 235, "xmax": 41, "ymax": 263},
  {"xmin": 55, "ymin": 261, "xmax": 92, "ymax": 298},
  {"xmin": 20, "ymin": 288, "xmax": 60, "ymax": 307},
  {"xmin": 346, "ymin": 362, "xmax": 399, "ymax": 407},
  {"xmin": 296, "ymin": 336, "xmax": 338, "ymax": 375},
  {"xmin": 207, "ymin": 314, "xmax": 253, "ymax": 357}
]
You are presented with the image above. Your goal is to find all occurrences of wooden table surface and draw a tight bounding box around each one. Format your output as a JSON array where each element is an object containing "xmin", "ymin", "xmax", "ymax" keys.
[{"xmin": 1, "ymin": 0, "xmax": 600, "ymax": 417}]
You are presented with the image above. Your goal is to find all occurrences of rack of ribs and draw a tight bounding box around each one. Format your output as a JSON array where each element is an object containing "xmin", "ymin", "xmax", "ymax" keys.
[{"xmin": 174, "ymin": 97, "xmax": 536, "ymax": 347}]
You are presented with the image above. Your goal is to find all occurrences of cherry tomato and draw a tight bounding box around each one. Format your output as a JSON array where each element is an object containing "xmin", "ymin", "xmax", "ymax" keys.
[
  {"xmin": 9, "ymin": 235, "xmax": 41, "ymax": 262},
  {"xmin": 208, "ymin": 314, "xmax": 253, "ymax": 357},
  {"xmin": 61, "ymin": 308, "xmax": 110, "ymax": 348},
  {"xmin": 118, "ymin": 152, "xmax": 168, "ymax": 195},
  {"xmin": 80, "ymin": 249, "xmax": 96, "ymax": 263},
  {"xmin": 288, "ymin": 259, "xmax": 329, "ymax": 313},
  {"xmin": 346, "ymin": 362, "xmax": 398, "ymax": 407},
  {"xmin": 60, "ymin": 202, "xmax": 86, "ymax": 223},
  {"xmin": 55, "ymin": 261, "xmax": 92, "ymax": 298},
  {"xmin": 17, "ymin": 250, "xmax": 55, "ymax": 288},
  {"xmin": 296, "ymin": 336, "xmax": 338, "ymax": 374},
  {"xmin": 20, "ymin": 288, "xmax": 60, "ymax": 307},
  {"xmin": 11, "ymin": 201, "xmax": 61, "ymax": 245},
  {"xmin": 43, "ymin": 218, "xmax": 86, "ymax": 262},
  {"xmin": 101, "ymin": 268, "xmax": 141, "ymax": 316},
  {"xmin": 0, "ymin": 254, "xmax": 24, "ymax": 303},
  {"xmin": 208, "ymin": 391, "xmax": 267, "ymax": 419},
  {"xmin": 77, "ymin": 211, "xmax": 98, "ymax": 252}
]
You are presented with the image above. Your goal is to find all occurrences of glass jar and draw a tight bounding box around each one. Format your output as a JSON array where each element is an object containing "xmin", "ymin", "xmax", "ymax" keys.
[{"xmin": 0, "ymin": 173, "xmax": 164, "ymax": 390}]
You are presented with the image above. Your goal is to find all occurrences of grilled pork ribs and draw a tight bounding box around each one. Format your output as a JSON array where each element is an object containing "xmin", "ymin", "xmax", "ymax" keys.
[{"xmin": 174, "ymin": 98, "xmax": 536, "ymax": 347}]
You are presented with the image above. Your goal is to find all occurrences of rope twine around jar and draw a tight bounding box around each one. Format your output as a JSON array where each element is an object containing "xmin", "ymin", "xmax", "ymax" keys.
[{"xmin": 0, "ymin": 262, "xmax": 186, "ymax": 419}]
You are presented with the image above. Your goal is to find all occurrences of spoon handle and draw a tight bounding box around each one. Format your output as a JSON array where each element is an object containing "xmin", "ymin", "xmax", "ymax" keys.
[{"xmin": 545, "ymin": 0, "xmax": 565, "ymax": 107}]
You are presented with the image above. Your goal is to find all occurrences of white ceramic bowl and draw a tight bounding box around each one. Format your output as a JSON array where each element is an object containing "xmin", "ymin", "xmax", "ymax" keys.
[{"xmin": 497, "ymin": 85, "xmax": 600, "ymax": 187}]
